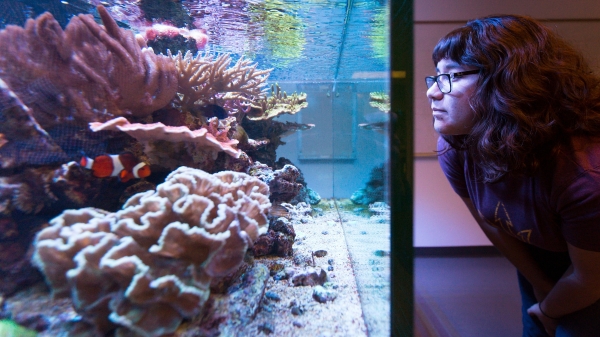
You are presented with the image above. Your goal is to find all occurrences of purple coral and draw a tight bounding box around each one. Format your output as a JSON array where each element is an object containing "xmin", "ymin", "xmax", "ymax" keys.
[
  {"xmin": 248, "ymin": 162, "xmax": 303, "ymax": 203},
  {"xmin": 0, "ymin": 5, "xmax": 177, "ymax": 129}
]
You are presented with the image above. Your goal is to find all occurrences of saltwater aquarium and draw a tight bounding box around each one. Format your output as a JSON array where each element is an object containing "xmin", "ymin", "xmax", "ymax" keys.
[{"xmin": 0, "ymin": 0, "xmax": 393, "ymax": 336}]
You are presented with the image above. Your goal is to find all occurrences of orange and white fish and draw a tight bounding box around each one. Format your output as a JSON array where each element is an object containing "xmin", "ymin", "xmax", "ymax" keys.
[{"xmin": 80, "ymin": 152, "xmax": 151, "ymax": 182}]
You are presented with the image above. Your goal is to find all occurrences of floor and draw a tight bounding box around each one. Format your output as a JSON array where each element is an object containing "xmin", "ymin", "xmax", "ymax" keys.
[{"xmin": 414, "ymin": 252, "xmax": 523, "ymax": 337}]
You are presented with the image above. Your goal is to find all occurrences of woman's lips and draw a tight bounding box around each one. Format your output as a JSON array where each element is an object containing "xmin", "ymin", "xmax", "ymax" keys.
[{"xmin": 432, "ymin": 109, "xmax": 445, "ymax": 119}]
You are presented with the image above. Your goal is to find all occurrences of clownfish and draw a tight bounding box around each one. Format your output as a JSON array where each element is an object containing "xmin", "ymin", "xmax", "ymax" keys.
[{"xmin": 80, "ymin": 152, "xmax": 151, "ymax": 182}]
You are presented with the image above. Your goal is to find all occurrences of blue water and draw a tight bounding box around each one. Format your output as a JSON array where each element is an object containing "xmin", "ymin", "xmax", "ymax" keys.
[{"xmin": 0, "ymin": 0, "xmax": 388, "ymax": 81}]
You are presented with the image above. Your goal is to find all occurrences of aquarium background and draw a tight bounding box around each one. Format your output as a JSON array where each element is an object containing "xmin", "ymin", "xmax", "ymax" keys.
[{"xmin": 0, "ymin": 0, "xmax": 394, "ymax": 336}]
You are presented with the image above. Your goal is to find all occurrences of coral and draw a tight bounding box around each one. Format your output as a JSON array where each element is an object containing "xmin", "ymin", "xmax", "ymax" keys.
[
  {"xmin": 0, "ymin": 215, "xmax": 46, "ymax": 295},
  {"xmin": 89, "ymin": 116, "xmax": 244, "ymax": 172},
  {"xmin": 0, "ymin": 79, "xmax": 68, "ymax": 170},
  {"xmin": 0, "ymin": 5, "xmax": 178, "ymax": 130},
  {"xmin": 350, "ymin": 164, "xmax": 389, "ymax": 206},
  {"xmin": 369, "ymin": 91, "xmax": 390, "ymax": 113},
  {"xmin": 269, "ymin": 165, "xmax": 303, "ymax": 203},
  {"xmin": 369, "ymin": 201, "xmax": 390, "ymax": 216},
  {"xmin": 90, "ymin": 117, "xmax": 240, "ymax": 157},
  {"xmin": 145, "ymin": 32, "xmax": 199, "ymax": 56},
  {"xmin": 252, "ymin": 217, "xmax": 296, "ymax": 257},
  {"xmin": 242, "ymin": 119, "xmax": 313, "ymax": 166},
  {"xmin": 31, "ymin": 167, "xmax": 270, "ymax": 336},
  {"xmin": 247, "ymin": 162, "xmax": 303, "ymax": 203},
  {"xmin": 170, "ymin": 51, "xmax": 271, "ymax": 116},
  {"xmin": 246, "ymin": 84, "xmax": 308, "ymax": 121},
  {"xmin": 0, "ymin": 161, "xmax": 133, "ymax": 216}
]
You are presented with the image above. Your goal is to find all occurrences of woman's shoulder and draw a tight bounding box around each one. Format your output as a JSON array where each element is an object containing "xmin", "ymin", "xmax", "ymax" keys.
[
  {"xmin": 552, "ymin": 134, "xmax": 600, "ymax": 184},
  {"xmin": 563, "ymin": 135, "xmax": 600, "ymax": 168}
]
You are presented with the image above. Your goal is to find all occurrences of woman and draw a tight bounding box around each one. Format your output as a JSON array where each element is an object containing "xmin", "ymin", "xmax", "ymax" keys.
[{"xmin": 427, "ymin": 15, "xmax": 600, "ymax": 337}]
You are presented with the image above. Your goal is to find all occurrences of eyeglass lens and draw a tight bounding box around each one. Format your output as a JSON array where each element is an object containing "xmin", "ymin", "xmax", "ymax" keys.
[{"xmin": 426, "ymin": 74, "xmax": 451, "ymax": 93}]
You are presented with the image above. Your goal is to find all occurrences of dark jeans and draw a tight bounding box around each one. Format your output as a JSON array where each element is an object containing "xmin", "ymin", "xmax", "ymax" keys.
[{"xmin": 517, "ymin": 246, "xmax": 600, "ymax": 337}]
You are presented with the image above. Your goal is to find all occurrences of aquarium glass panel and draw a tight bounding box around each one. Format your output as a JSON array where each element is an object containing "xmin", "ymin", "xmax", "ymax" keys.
[{"xmin": 0, "ymin": 0, "xmax": 392, "ymax": 336}]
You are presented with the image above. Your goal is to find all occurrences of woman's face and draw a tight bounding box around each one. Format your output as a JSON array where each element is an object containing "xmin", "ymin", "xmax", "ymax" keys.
[{"xmin": 427, "ymin": 58, "xmax": 479, "ymax": 135}]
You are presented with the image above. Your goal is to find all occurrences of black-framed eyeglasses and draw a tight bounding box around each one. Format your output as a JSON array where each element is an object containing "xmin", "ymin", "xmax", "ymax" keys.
[{"xmin": 425, "ymin": 70, "xmax": 480, "ymax": 94}]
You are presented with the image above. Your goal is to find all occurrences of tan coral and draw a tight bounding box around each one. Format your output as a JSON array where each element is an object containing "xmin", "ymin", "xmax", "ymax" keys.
[
  {"xmin": 247, "ymin": 83, "xmax": 308, "ymax": 121},
  {"xmin": 369, "ymin": 91, "xmax": 390, "ymax": 113},
  {"xmin": 169, "ymin": 50, "xmax": 271, "ymax": 113},
  {"xmin": 0, "ymin": 5, "xmax": 177, "ymax": 129},
  {"xmin": 32, "ymin": 167, "xmax": 270, "ymax": 337}
]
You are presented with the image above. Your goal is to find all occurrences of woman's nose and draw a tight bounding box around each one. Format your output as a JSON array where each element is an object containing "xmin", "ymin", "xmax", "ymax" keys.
[{"xmin": 426, "ymin": 82, "xmax": 443, "ymax": 100}]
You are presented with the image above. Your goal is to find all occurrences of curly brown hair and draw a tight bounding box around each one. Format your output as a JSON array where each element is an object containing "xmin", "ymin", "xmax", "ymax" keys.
[{"xmin": 434, "ymin": 15, "xmax": 600, "ymax": 182}]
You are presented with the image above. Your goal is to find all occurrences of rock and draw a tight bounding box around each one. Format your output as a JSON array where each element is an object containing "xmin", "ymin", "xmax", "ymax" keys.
[
  {"xmin": 291, "ymin": 305, "xmax": 305, "ymax": 316},
  {"xmin": 313, "ymin": 286, "xmax": 338, "ymax": 303},
  {"xmin": 290, "ymin": 267, "xmax": 327, "ymax": 287},
  {"xmin": 264, "ymin": 291, "xmax": 281, "ymax": 302},
  {"xmin": 293, "ymin": 252, "xmax": 313, "ymax": 266},
  {"xmin": 258, "ymin": 322, "xmax": 275, "ymax": 334}
]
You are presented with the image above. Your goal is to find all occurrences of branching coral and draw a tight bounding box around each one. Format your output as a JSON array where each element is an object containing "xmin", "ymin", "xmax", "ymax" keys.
[
  {"xmin": 369, "ymin": 91, "xmax": 390, "ymax": 113},
  {"xmin": 32, "ymin": 167, "xmax": 270, "ymax": 336},
  {"xmin": 246, "ymin": 83, "xmax": 308, "ymax": 121},
  {"xmin": 0, "ymin": 5, "xmax": 177, "ymax": 129},
  {"xmin": 170, "ymin": 50, "xmax": 271, "ymax": 115}
]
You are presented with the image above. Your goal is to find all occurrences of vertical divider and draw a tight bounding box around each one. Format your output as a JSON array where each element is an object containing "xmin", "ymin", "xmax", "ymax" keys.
[{"xmin": 390, "ymin": 0, "xmax": 414, "ymax": 336}]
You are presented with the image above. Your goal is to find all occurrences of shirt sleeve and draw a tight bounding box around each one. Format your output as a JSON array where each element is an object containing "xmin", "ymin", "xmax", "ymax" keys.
[
  {"xmin": 554, "ymin": 170, "xmax": 600, "ymax": 252},
  {"xmin": 437, "ymin": 137, "xmax": 470, "ymax": 198}
]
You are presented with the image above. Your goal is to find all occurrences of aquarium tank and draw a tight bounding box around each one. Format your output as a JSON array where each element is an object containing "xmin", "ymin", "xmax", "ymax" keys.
[{"xmin": 0, "ymin": 0, "xmax": 409, "ymax": 336}]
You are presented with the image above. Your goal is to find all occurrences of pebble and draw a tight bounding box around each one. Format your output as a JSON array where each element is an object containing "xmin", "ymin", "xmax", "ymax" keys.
[
  {"xmin": 269, "ymin": 263, "xmax": 285, "ymax": 276},
  {"xmin": 293, "ymin": 320, "xmax": 304, "ymax": 327},
  {"xmin": 321, "ymin": 230, "xmax": 328, "ymax": 235},
  {"xmin": 290, "ymin": 267, "xmax": 327, "ymax": 286},
  {"xmin": 264, "ymin": 291, "xmax": 281, "ymax": 302},
  {"xmin": 293, "ymin": 253, "xmax": 312, "ymax": 266},
  {"xmin": 312, "ymin": 286, "xmax": 338, "ymax": 303},
  {"xmin": 313, "ymin": 250, "xmax": 327, "ymax": 257},
  {"xmin": 258, "ymin": 323, "xmax": 274, "ymax": 334},
  {"xmin": 373, "ymin": 249, "xmax": 390, "ymax": 257},
  {"xmin": 273, "ymin": 270, "xmax": 288, "ymax": 281},
  {"xmin": 327, "ymin": 259, "xmax": 334, "ymax": 265},
  {"xmin": 291, "ymin": 305, "xmax": 305, "ymax": 316}
]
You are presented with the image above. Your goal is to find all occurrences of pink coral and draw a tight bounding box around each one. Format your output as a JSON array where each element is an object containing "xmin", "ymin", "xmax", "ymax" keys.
[
  {"xmin": 0, "ymin": 5, "xmax": 177, "ymax": 129},
  {"xmin": 32, "ymin": 167, "xmax": 270, "ymax": 336},
  {"xmin": 90, "ymin": 117, "xmax": 240, "ymax": 158}
]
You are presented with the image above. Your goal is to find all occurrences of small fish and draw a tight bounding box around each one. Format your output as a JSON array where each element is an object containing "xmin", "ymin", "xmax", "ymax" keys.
[
  {"xmin": 269, "ymin": 204, "xmax": 291, "ymax": 219},
  {"xmin": 80, "ymin": 152, "xmax": 151, "ymax": 182},
  {"xmin": 195, "ymin": 104, "xmax": 229, "ymax": 119},
  {"xmin": 359, "ymin": 121, "xmax": 388, "ymax": 132}
]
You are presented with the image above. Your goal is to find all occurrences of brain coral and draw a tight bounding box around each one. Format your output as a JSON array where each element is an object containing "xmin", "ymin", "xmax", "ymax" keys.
[{"xmin": 31, "ymin": 167, "xmax": 270, "ymax": 337}]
